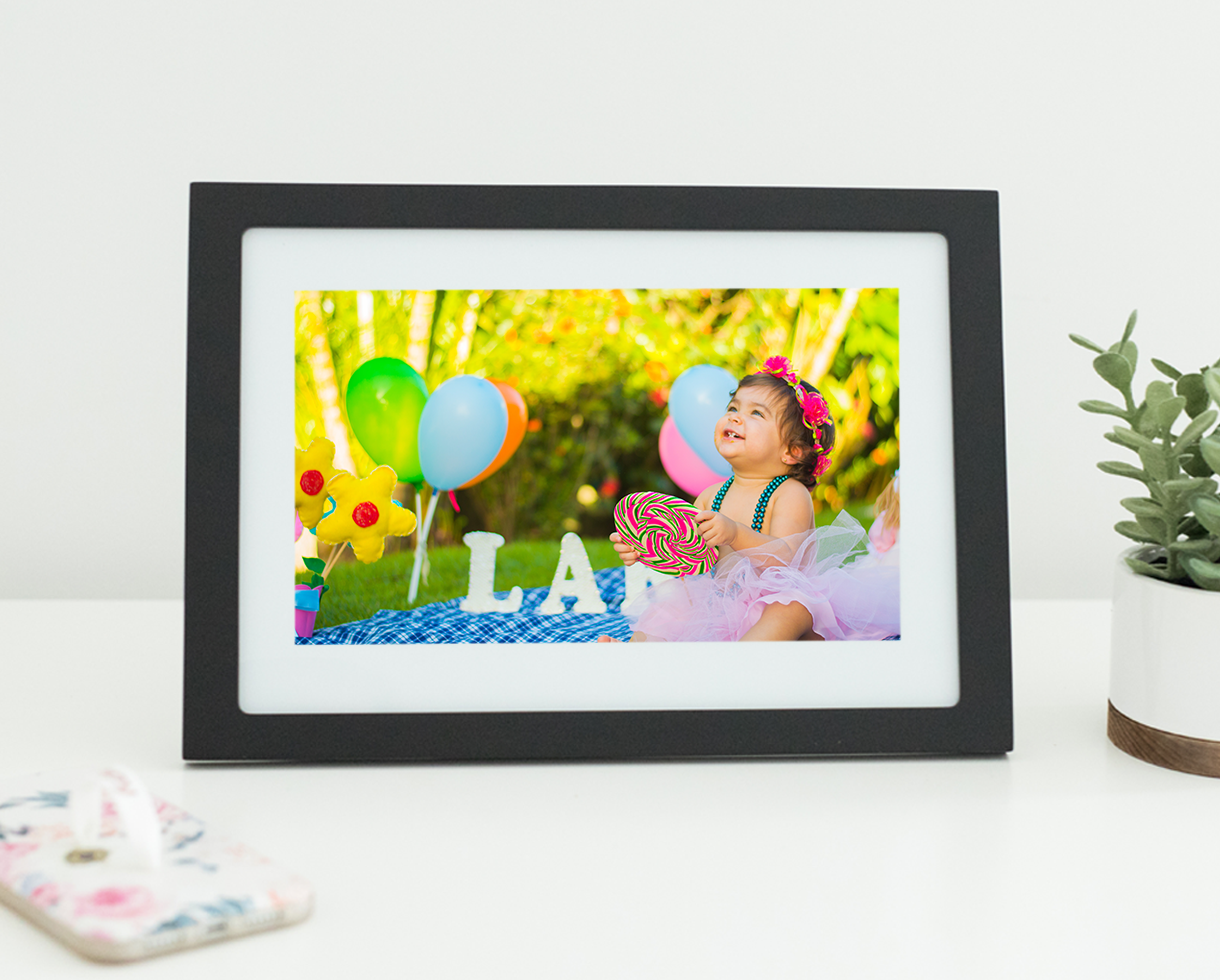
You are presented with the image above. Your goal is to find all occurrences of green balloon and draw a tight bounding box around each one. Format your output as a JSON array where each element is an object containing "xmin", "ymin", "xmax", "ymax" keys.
[{"xmin": 345, "ymin": 358, "xmax": 429, "ymax": 484}]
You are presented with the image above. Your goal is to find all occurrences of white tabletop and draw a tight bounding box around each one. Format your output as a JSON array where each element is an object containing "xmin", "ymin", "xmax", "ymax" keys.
[{"xmin": 2, "ymin": 599, "xmax": 1216, "ymax": 978}]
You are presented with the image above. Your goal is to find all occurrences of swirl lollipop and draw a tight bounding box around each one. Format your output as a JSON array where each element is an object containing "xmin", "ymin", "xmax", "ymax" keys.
[{"xmin": 613, "ymin": 491, "xmax": 718, "ymax": 577}]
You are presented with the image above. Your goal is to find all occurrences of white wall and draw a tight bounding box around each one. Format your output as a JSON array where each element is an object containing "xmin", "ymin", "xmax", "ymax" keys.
[{"xmin": 2, "ymin": 1, "xmax": 1216, "ymax": 600}]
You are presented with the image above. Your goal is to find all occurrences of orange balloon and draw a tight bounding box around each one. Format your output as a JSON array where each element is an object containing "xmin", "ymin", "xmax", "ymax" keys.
[{"xmin": 457, "ymin": 380, "xmax": 528, "ymax": 489}]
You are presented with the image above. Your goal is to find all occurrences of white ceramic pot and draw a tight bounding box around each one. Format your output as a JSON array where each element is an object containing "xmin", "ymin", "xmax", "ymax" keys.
[{"xmin": 1110, "ymin": 547, "xmax": 1220, "ymax": 774}]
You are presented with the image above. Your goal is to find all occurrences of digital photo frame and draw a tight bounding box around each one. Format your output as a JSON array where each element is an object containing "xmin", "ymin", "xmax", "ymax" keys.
[{"xmin": 184, "ymin": 184, "xmax": 1010, "ymax": 762}]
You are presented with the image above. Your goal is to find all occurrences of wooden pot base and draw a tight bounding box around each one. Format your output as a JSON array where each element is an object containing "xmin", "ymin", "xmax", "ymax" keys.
[{"xmin": 1108, "ymin": 701, "xmax": 1220, "ymax": 778}]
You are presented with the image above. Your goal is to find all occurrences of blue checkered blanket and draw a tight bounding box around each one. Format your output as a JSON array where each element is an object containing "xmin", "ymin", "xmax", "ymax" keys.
[{"xmin": 296, "ymin": 567, "xmax": 635, "ymax": 645}]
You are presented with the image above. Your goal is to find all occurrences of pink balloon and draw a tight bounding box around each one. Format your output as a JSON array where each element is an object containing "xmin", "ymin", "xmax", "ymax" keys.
[
  {"xmin": 659, "ymin": 415, "xmax": 724, "ymax": 498},
  {"xmin": 295, "ymin": 511, "xmax": 304, "ymax": 542}
]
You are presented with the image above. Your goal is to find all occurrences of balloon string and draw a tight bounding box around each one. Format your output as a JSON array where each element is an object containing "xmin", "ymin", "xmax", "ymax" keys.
[
  {"xmin": 408, "ymin": 489, "xmax": 440, "ymax": 604},
  {"xmin": 448, "ymin": 490, "xmax": 460, "ymax": 513},
  {"xmin": 322, "ymin": 541, "xmax": 347, "ymax": 579}
]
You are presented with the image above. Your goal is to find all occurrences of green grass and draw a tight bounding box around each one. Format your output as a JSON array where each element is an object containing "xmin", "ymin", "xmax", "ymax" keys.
[
  {"xmin": 298, "ymin": 537, "xmax": 624, "ymax": 630},
  {"xmin": 298, "ymin": 505, "xmax": 875, "ymax": 631}
]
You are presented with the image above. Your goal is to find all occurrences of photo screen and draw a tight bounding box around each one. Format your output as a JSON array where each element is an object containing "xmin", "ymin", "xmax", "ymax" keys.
[{"xmin": 292, "ymin": 288, "xmax": 900, "ymax": 648}]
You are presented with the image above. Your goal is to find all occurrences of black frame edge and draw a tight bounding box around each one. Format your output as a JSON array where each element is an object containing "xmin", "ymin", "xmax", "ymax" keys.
[{"xmin": 184, "ymin": 184, "xmax": 1012, "ymax": 762}]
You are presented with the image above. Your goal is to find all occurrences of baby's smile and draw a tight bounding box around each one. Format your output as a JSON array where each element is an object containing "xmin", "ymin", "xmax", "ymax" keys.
[{"xmin": 721, "ymin": 427, "xmax": 743, "ymax": 441}]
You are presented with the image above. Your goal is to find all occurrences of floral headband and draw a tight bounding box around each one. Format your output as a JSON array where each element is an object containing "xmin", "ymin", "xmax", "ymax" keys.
[{"xmin": 761, "ymin": 356, "xmax": 834, "ymax": 478}]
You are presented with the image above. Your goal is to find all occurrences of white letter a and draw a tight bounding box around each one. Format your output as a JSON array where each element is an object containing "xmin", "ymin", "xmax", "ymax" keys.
[{"xmin": 537, "ymin": 533, "xmax": 608, "ymax": 615}]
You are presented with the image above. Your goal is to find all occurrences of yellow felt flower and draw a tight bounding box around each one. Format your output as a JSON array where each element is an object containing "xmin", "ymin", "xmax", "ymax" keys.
[
  {"xmin": 315, "ymin": 466, "xmax": 417, "ymax": 563},
  {"xmin": 296, "ymin": 439, "xmax": 343, "ymax": 528}
]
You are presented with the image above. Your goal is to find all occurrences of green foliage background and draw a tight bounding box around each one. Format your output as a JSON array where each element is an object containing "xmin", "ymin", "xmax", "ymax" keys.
[{"xmin": 296, "ymin": 288, "xmax": 899, "ymax": 547}]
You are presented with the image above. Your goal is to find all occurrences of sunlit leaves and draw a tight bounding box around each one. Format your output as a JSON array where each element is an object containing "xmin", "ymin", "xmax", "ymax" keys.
[{"xmin": 295, "ymin": 288, "xmax": 901, "ymax": 540}]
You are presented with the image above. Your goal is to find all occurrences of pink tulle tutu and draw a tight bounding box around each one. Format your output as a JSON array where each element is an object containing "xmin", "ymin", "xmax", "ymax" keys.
[{"xmin": 623, "ymin": 512, "xmax": 899, "ymax": 642}]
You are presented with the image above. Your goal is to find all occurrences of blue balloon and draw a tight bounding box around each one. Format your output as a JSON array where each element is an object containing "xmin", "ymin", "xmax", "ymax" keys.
[
  {"xmin": 418, "ymin": 376, "xmax": 509, "ymax": 490},
  {"xmin": 669, "ymin": 365, "xmax": 737, "ymax": 477}
]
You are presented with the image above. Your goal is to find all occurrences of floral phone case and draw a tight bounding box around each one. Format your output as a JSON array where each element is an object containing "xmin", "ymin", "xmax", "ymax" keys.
[{"xmin": 0, "ymin": 768, "xmax": 313, "ymax": 962}]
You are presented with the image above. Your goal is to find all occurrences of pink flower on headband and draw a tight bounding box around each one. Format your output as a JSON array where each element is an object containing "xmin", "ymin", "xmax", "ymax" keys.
[
  {"xmin": 813, "ymin": 453, "xmax": 832, "ymax": 479},
  {"xmin": 762, "ymin": 355, "xmax": 830, "ymax": 432},
  {"xmin": 797, "ymin": 387, "xmax": 830, "ymax": 428},
  {"xmin": 762, "ymin": 356, "xmax": 798, "ymax": 384}
]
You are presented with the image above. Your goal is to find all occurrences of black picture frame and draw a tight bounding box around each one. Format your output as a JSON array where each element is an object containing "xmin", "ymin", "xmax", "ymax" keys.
[{"xmin": 184, "ymin": 183, "xmax": 1011, "ymax": 762}]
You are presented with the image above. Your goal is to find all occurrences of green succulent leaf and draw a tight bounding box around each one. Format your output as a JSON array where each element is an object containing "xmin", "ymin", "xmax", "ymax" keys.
[
  {"xmin": 1195, "ymin": 495, "xmax": 1220, "ymax": 536},
  {"xmin": 1152, "ymin": 357, "xmax": 1183, "ymax": 380},
  {"xmin": 1137, "ymin": 404, "xmax": 1160, "ymax": 437},
  {"xmin": 1121, "ymin": 496, "xmax": 1166, "ymax": 519},
  {"xmin": 1126, "ymin": 556, "xmax": 1172, "ymax": 580},
  {"xmin": 1200, "ymin": 433, "xmax": 1220, "ymax": 475},
  {"xmin": 1094, "ymin": 351, "xmax": 1134, "ymax": 392},
  {"xmin": 1155, "ymin": 395, "xmax": 1187, "ymax": 432},
  {"xmin": 302, "ymin": 556, "xmax": 326, "ymax": 574},
  {"xmin": 1137, "ymin": 446, "xmax": 1170, "ymax": 483},
  {"xmin": 1097, "ymin": 460, "xmax": 1148, "ymax": 482},
  {"xmin": 1177, "ymin": 374, "xmax": 1210, "ymax": 418},
  {"xmin": 1179, "ymin": 448, "xmax": 1212, "ymax": 478},
  {"xmin": 1171, "ymin": 410, "xmax": 1220, "ymax": 458},
  {"xmin": 1121, "ymin": 310, "xmax": 1138, "ymax": 344},
  {"xmin": 1069, "ymin": 333, "xmax": 1105, "ymax": 353},
  {"xmin": 1179, "ymin": 516, "xmax": 1207, "ymax": 538},
  {"xmin": 1110, "ymin": 340, "xmax": 1138, "ymax": 371},
  {"xmin": 1136, "ymin": 514, "xmax": 1167, "ymax": 538},
  {"xmin": 1204, "ymin": 368, "xmax": 1220, "ymax": 405},
  {"xmin": 1167, "ymin": 537, "xmax": 1220, "ymax": 555},
  {"xmin": 1080, "ymin": 399, "xmax": 1128, "ymax": 418},
  {"xmin": 1115, "ymin": 520, "xmax": 1160, "ymax": 544},
  {"xmin": 1145, "ymin": 379, "xmax": 1174, "ymax": 408},
  {"xmin": 1182, "ymin": 555, "xmax": 1220, "ymax": 591},
  {"xmin": 1106, "ymin": 426, "xmax": 1156, "ymax": 453},
  {"xmin": 1163, "ymin": 476, "xmax": 1218, "ymax": 497},
  {"xmin": 1174, "ymin": 408, "xmax": 1218, "ymax": 451}
]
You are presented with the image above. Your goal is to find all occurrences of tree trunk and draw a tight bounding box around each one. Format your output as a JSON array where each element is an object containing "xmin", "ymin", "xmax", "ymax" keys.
[
  {"xmin": 406, "ymin": 290, "xmax": 434, "ymax": 374},
  {"xmin": 798, "ymin": 289, "xmax": 860, "ymax": 384},
  {"xmin": 301, "ymin": 291, "xmax": 357, "ymax": 473}
]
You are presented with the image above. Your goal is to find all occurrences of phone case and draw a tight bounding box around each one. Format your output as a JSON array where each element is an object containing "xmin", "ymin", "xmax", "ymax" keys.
[{"xmin": 0, "ymin": 768, "xmax": 313, "ymax": 962}]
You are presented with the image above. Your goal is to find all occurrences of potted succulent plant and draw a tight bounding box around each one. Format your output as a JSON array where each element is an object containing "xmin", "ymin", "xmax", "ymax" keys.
[{"xmin": 1073, "ymin": 312, "xmax": 1220, "ymax": 775}]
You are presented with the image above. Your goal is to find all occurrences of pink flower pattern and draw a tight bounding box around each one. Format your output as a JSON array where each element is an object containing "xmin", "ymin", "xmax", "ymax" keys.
[
  {"xmin": 75, "ymin": 886, "xmax": 158, "ymax": 919},
  {"xmin": 27, "ymin": 881, "xmax": 62, "ymax": 909},
  {"xmin": 0, "ymin": 843, "xmax": 37, "ymax": 885}
]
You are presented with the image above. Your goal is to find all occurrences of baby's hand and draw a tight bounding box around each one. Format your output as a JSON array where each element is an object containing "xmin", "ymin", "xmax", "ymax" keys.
[
  {"xmin": 695, "ymin": 511, "xmax": 737, "ymax": 548},
  {"xmin": 609, "ymin": 531, "xmax": 640, "ymax": 566}
]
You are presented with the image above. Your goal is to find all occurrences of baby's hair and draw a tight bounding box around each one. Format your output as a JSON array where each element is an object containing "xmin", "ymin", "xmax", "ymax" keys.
[{"xmin": 735, "ymin": 372, "xmax": 835, "ymax": 487}]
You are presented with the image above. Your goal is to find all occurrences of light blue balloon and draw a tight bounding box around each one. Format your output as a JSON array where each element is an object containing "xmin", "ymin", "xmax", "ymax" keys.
[
  {"xmin": 669, "ymin": 364, "xmax": 737, "ymax": 477},
  {"xmin": 418, "ymin": 376, "xmax": 509, "ymax": 490}
]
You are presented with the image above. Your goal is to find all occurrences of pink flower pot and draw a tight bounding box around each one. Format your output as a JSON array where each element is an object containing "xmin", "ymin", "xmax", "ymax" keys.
[{"xmin": 295, "ymin": 584, "xmax": 323, "ymax": 639}]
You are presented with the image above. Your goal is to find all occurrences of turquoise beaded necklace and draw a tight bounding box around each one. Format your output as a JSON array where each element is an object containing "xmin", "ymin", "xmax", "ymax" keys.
[{"xmin": 710, "ymin": 474, "xmax": 790, "ymax": 532}]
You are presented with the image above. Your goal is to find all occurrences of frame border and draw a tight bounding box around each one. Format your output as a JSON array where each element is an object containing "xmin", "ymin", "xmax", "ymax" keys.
[{"xmin": 184, "ymin": 184, "xmax": 1011, "ymax": 762}]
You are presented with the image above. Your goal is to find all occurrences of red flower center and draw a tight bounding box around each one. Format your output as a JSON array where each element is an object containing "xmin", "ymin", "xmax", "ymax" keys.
[
  {"xmin": 300, "ymin": 470, "xmax": 325, "ymax": 496},
  {"xmin": 352, "ymin": 502, "xmax": 379, "ymax": 528}
]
